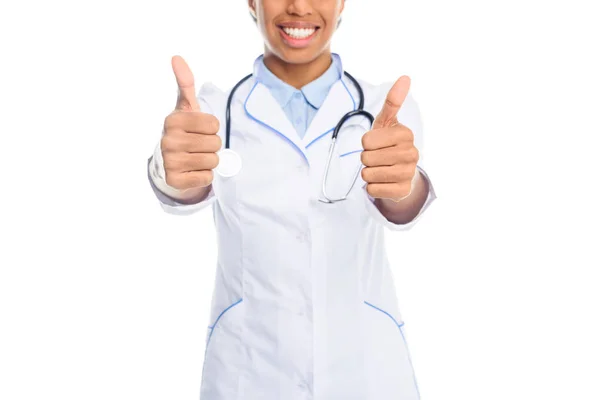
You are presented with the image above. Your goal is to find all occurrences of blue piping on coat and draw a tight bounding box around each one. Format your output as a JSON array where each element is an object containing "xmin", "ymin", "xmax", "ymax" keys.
[
  {"xmin": 200, "ymin": 298, "xmax": 243, "ymax": 392},
  {"xmin": 306, "ymin": 76, "xmax": 358, "ymax": 150},
  {"xmin": 244, "ymin": 81, "xmax": 309, "ymax": 164},
  {"xmin": 364, "ymin": 301, "xmax": 421, "ymax": 398},
  {"xmin": 243, "ymin": 76, "xmax": 358, "ymax": 152}
]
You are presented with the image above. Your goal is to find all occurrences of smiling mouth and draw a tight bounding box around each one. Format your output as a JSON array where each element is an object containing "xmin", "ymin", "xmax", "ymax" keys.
[{"xmin": 277, "ymin": 25, "xmax": 320, "ymax": 40}]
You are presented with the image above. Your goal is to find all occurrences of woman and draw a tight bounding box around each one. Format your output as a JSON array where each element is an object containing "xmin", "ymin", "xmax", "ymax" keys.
[{"xmin": 147, "ymin": 0, "xmax": 437, "ymax": 398}]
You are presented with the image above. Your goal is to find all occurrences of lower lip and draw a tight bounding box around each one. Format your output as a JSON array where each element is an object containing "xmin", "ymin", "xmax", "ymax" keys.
[{"xmin": 278, "ymin": 27, "xmax": 319, "ymax": 48}]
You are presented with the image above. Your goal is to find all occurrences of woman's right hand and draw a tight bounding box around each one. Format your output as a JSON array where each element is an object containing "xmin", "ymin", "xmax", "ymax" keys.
[{"xmin": 160, "ymin": 56, "xmax": 221, "ymax": 195}]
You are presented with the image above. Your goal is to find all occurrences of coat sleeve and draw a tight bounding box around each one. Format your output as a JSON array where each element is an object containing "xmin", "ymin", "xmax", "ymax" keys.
[
  {"xmin": 147, "ymin": 82, "xmax": 224, "ymax": 216},
  {"xmin": 361, "ymin": 87, "xmax": 437, "ymax": 231}
]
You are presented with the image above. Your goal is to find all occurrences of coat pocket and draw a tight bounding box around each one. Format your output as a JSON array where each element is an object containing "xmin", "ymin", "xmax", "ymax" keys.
[
  {"xmin": 362, "ymin": 301, "xmax": 421, "ymax": 400},
  {"xmin": 200, "ymin": 298, "xmax": 244, "ymax": 400}
]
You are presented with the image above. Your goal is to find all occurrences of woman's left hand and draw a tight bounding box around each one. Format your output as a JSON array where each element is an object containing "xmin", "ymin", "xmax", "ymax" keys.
[{"xmin": 360, "ymin": 76, "xmax": 420, "ymax": 202}]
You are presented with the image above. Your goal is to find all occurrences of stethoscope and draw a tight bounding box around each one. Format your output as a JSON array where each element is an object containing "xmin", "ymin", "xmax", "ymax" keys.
[{"xmin": 215, "ymin": 71, "xmax": 374, "ymax": 204}]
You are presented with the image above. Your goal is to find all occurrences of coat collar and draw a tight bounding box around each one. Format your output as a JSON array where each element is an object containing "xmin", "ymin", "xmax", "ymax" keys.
[
  {"xmin": 244, "ymin": 54, "xmax": 356, "ymax": 165},
  {"xmin": 253, "ymin": 54, "xmax": 341, "ymax": 110}
]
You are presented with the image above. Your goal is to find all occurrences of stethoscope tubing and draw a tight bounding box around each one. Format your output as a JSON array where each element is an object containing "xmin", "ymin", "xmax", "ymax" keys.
[{"xmin": 225, "ymin": 71, "xmax": 370, "ymax": 148}]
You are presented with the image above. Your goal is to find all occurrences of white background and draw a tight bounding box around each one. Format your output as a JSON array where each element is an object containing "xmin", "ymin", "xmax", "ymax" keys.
[{"xmin": 1, "ymin": 0, "xmax": 599, "ymax": 399}]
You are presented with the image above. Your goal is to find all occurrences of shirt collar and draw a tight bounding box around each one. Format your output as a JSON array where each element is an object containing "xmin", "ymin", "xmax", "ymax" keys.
[{"xmin": 252, "ymin": 53, "xmax": 343, "ymax": 109}]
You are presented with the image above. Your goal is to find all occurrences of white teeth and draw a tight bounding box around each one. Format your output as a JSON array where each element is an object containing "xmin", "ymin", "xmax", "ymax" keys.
[{"xmin": 282, "ymin": 27, "xmax": 316, "ymax": 39}]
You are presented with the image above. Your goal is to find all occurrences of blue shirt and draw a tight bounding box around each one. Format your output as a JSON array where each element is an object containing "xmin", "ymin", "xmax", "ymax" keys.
[{"xmin": 253, "ymin": 54, "xmax": 342, "ymax": 138}]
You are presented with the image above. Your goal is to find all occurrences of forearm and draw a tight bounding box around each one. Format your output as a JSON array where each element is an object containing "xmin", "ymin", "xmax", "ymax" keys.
[{"xmin": 373, "ymin": 171, "xmax": 429, "ymax": 224}]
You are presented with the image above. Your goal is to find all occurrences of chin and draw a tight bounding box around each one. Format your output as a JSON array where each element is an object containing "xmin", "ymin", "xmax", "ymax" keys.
[{"xmin": 269, "ymin": 43, "xmax": 328, "ymax": 65}]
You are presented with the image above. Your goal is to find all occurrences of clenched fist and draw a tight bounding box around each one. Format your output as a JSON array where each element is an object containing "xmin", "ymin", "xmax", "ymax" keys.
[
  {"xmin": 161, "ymin": 56, "xmax": 222, "ymax": 191},
  {"xmin": 360, "ymin": 76, "xmax": 420, "ymax": 202}
]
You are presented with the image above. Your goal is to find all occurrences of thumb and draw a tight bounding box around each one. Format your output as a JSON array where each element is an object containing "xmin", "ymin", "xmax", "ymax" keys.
[
  {"xmin": 172, "ymin": 55, "xmax": 200, "ymax": 111},
  {"xmin": 373, "ymin": 75, "xmax": 411, "ymax": 129}
]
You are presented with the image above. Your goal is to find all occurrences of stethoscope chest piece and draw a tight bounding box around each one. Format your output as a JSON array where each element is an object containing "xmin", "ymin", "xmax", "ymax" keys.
[{"xmin": 215, "ymin": 149, "xmax": 242, "ymax": 177}]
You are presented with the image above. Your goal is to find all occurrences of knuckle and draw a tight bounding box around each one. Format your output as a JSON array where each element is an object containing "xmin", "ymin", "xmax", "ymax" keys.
[
  {"xmin": 164, "ymin": 113, "xmax": 180, "ymax": 131},
  {"xmin": 189, "ymin": 154, "xmax": 205, "ymax": 171},
  {"xmin": 164, "ymin": 171, "xmax": 183, "ymax": 189},
  {"xmin": 210, "ymin": 152, "xmax": 220, "ymax": 169},
  {"xmin": 389, "ymin": 147, "xmax": 402, "ymax": 163},
  {"xmin": 214, "ymin": 134, "xmax": 223, "ymax": 150},
  {"xmin": 365, "ymin": 183, "xmax": 375, "ymax": 197},
  {"xmin": 412, "ymin": 147, "xmax": 420, "ymax": 161},
  {"xmin": 160, "ymin": 135, "xmax": 172, "ymax": 152},
  {"xmin": 361, "ymin": 167, "xmax": 370, "ymax": 182},
  {"xmin": 163, "ymin": 154, "xmax": 183, "ymax": 171},
  {"xmin": 161, "ymin": 134, "xmax": 185, "ymax": 152},
  {"xmin": 199, "ymin": 114, "xmax": 219, "ymax": 134},
  {"xmin": 204, "ymin": 170, "xmax": 215, "ymax": 185},
  {"xmin": 400, "ymin": 126, "xmax": 414, "ymax": 141},
  {"xmin": 209, "ymin": 115, "xmax": 220, "ymax": 133},
  {"xmin": 392, "ymin": 127, "xmax": 404, "ymax": 142},
  {"xmin": 204, "ymin": 134, "xmax": 222, "ymax": 152},
  {"xmin": 400, "ymin": 147, "xmax": 418, "ymax": 163},
  {"xmin": 195, "ymin": 170, "xmax": 214, "ymax": 187},
  {"xmin": 360, "ymin": 151, "xmax": 369, "ymax": 166},
  {"xmin": 361, "ymin": 132, "xmax": 372, "ymax": 149},
  {"xmin": 202, "ymin": 152, "xmax": 219, "ymax": 169}
]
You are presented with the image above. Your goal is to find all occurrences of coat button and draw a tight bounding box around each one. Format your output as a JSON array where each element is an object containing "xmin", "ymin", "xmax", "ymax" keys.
[
  {"xmin": 296, "ymin": 232, "xmax": 310, "ymax": 243},
  {"xmin": 297, "ymin": 380, "xmax": 310, "ymax": 392}
]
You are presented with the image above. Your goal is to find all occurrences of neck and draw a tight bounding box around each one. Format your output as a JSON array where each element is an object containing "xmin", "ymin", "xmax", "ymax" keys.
[{"xmin": 263, "ymin": 50, "xmax": 333, "ymax": 89}]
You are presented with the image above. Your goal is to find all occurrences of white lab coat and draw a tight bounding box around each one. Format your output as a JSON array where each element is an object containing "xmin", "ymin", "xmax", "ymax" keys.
[{"xmin": 147, "ymin": 61, "xmax": 437, "ymax": 400}]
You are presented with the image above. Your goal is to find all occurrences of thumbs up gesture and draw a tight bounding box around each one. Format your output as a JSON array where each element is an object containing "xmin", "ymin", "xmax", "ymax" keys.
[
  {"xmin": 161, "ymin": 56, "xmax": 221, "ymax": 192},
  {"xmin": 360, "ymin": 76, "xmax": 420, "ymax": 202}
]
